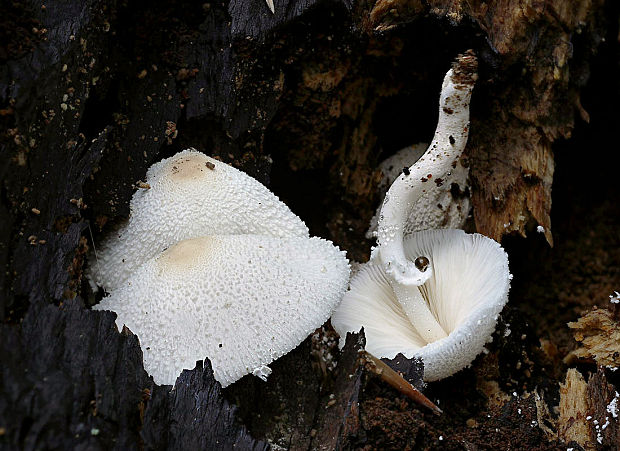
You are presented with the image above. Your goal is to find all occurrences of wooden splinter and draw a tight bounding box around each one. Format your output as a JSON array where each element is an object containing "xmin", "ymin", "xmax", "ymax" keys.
[{"xmin": 361, "ymin": 351, "xmax": 442, "ymax": 415}]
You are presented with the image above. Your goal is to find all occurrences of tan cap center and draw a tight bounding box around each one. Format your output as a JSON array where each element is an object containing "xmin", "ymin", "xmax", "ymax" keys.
[
  {"xmin": 167, "ymin": 154, "xmax": 216, "ymax": 182},
  {"xmin": 156, "ymin": 236, "xmax": 216, "ymax": 274}
]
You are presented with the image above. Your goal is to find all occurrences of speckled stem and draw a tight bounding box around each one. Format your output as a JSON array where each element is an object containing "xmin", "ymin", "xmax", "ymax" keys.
[{"xmin": 376, "ymin": 51, "xmax": 477, "ymax": 343}]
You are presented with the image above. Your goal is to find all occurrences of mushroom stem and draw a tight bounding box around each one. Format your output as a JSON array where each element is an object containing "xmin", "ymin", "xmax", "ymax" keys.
[
  {"xmin": 393, "ymin": 281, "xmax": 447, "ymax": 342},
  {"xmin": 361, "ymin": 351, "xmax": 442, "ymax": 415},
  {"xmin": 266, "ymin": 0, "xmax": 275, "ymax": 13},
  {"xmin": 376, "ymin": 51, "xmax": 477, "ymax": 337}
]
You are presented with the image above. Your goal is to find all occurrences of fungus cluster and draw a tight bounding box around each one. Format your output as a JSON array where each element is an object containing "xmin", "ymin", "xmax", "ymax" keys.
[
  {"xmin": 93, "ymin": 51, "xmax": 509, "ymax": 394},
  {"xmin": 332, "ymin": 51, "xmax": 512, "ymax": 381},
  {"xmin": 91, "ymin": 149, "xmax": 349, "ymax": 387}
]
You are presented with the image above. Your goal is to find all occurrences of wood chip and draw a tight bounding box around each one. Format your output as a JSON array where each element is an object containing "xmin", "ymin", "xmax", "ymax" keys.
[
  {"xmin": 558, "ymin": 369, "xmax": 591, "ymax": 449},
  {"xmin": 568, "ymin": 307, "xmax": 620, "ymax": 368}
]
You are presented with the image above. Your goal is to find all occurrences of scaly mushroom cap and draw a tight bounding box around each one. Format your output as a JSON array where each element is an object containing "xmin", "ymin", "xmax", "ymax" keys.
[
  {"xmin": 95, "ymin": 234, "xmax": 350, "ymax": 387},
  {"xmin": 366, "ymin": 143, "xmax": 471, "ymax": 239},
  {"xmin": 331, "ymin": 229, "xmax": 510, "ymax": 381},
  {"xmin": 88, "ymin": 149, "xmax": 308, "ymax": 291}
]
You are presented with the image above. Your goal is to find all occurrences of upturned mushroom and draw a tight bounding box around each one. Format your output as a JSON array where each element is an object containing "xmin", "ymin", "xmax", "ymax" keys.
[
  {"xmin": 95, "ymin": 234, "xmax": 350, "ymax": 387},
  {"xmin": 88, "ymin": 149, "xmax": 308, "ymax": 291},
  {"xmin": 376, "ymin": 50, "xmax": 477, "ymax": 343},
  {"xmin": 331, "ymin": 229, "xmax": 510, "ymax": 381}
]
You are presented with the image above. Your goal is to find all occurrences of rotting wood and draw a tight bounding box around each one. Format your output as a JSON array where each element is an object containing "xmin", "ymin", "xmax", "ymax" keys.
[
  {"xmin": 568, "ymin": 305, "xmax": 620, "ymax": 369},
  {"xmin": 558, "ymin": 368, "xmax": 592, "ymax": 449},
  {"xmin": 367, "ymin": 0, "xmax": 606, "ymax": 245}
]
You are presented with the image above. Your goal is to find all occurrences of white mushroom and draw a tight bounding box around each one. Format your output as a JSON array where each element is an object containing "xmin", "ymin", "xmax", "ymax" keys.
[
  {"xmin": 88, "ymin": 149, "xmax": 308, "ymax": 291},
  {"xmin": 376, "ymin": 51, "xmax": 477, "ymax": 342},
  {"xmin": 266, "ymin": 0, "xmax": 275, "ymax": 13},
  {"xmin": 366, "ymin": 142, "xmax": 470, "ymax": 239},
  {"xmin": 331, "ymin": 229, "xmax": 510, "ymax": 381},
  {"xmin": 95, "ymin": 234, "xmax": 350, "ymax": 387}
]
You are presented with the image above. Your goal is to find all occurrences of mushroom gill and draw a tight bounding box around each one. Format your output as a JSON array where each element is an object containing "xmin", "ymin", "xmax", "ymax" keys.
[{"xmin": 331, "ymin": 229, "xmax": 510, "ymax": 381}]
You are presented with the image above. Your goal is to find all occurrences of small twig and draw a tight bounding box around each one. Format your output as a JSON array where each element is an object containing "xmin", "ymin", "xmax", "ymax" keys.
[{"xmin": 361, "ymin": 351, "xmax": 442, "ymax": 415}]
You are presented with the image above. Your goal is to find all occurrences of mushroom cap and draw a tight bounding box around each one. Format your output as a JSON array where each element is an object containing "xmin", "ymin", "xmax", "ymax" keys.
[
  {"xmin": 88, "ymin": 149, "xmax": 309, "ymax": 291},
  {"xmin": 331, "ymin": 229, "xmax": 510, "ymax": 381},
  {"xmin": 94, "ymin": 234, "xmax": 350, "ymax": 387},
  {"xmin": 366, "ymin": 143, "xmax": 470, "ymax": 239}
]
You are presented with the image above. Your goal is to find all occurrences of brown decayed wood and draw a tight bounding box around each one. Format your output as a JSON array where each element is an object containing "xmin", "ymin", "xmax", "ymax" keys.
[
  {"xmin": 558, "ymin": 368, "xmax": 620, "ymax": 450},
  {"xmin": 368, "ymin": 0, "xmax": 605, "ymax": 245},
  {"xmin": 558, "ymin": 368, "xmax": 592, "ymax": 448},
  {"xmin": 569, "ymin": 306, "xmax": 620, "ymax": 368}
]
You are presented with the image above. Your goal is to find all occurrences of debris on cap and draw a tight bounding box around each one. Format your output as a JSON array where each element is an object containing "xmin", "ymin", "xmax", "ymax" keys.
[{"xmin": 88, "ymin": 149, "xmax": 309, "ymax": 291}]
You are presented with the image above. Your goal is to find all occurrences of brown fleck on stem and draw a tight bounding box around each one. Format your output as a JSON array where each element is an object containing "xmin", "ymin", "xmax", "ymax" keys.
[{"xmin": 361, "ymin": 351, "xmax": 442, "ymax": 415}]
